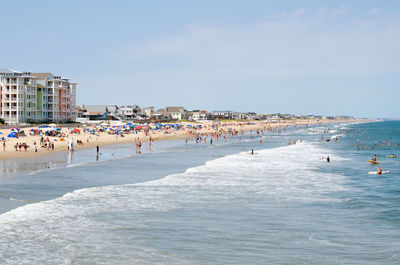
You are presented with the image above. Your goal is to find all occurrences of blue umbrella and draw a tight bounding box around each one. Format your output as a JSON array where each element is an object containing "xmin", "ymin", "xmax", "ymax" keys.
[{"xmin": 8, "ymin": 132, "xmax": 17, "ymax": 138}]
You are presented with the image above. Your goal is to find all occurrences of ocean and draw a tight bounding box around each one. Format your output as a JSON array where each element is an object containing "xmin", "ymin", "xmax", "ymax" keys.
[{"xmin": 0, "ymin": 121, "xmax": 399, "ymax": 264}]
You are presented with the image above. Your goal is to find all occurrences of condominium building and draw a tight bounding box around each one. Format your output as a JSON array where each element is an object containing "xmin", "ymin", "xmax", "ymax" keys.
[{"xmin": 0, "ymin": 68, "xmax": 77, "ymax": 124}]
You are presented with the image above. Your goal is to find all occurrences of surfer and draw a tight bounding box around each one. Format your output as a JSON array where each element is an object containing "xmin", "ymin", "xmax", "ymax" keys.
[
  {"xmin": 327, "ymin": 156, "xmax": 330, "ymax": 163},
  {"xmin": 372, "ymin": 154, "xmax": 377, "ymax": 162},
  {"xmin": 251, "ymin": 149, "xmax": 254, "ymax": 155},
  {"xmin": 392, "ymin": 154, "xmax": 397, "ymax": 158},
  {"xmin": 377, "ymin": 167, "xmax": 382, "ymax": 175}
]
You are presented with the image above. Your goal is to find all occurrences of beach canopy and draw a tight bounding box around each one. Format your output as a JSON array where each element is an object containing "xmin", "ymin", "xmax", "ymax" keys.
[
  {"xmin": 39, "ymin": 125, "xmax": 50, "ymax": 128},
  {"xmin": 7, "ymin": 132, "xmax": 17, "ymax": 138},
  {"xmin": 40, "ymin": 127, "xmax": 57, "ymax": 132}
]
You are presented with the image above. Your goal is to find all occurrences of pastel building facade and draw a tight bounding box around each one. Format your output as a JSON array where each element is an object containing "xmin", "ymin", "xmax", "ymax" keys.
[{"xmin": 0, "ymin": 69, "xmax": 77, "ymax": 124}]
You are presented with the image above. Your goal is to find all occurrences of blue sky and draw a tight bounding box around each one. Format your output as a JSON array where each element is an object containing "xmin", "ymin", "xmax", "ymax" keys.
[{"xmin": 1, "ymin": 0, "xmax": 399, "ymax": 118}]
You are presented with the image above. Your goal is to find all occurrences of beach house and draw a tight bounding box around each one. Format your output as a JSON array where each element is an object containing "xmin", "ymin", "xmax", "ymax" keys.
[
  {"xmin": 157, "ymin": 107, "xmax": 185, "ymax": 121},
  {"xmin": 210, "ymin": 111, "xmax": 234, "ymax": 120},
  {"xmin": 189, "ymin": 110, "xmax": 209, "ymax": 121}
]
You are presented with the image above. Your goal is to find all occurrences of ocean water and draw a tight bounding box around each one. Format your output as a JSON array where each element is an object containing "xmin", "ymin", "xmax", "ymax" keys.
[{"xmin": 0, "ymin": 121, "xmax": 399, "ymax": 264}]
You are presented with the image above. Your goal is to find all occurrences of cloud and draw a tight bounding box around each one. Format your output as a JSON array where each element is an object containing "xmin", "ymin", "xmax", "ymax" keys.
[
  {"xmin": 113, "ymin": 8, "xmax": 400, "ymax": 78},
  {"xmin": 292, "ymin": 8, "xmax": 306, "ymax": 17},
  {"xmin": 367, "ymin": 8, "xmax": 381, "ymax": 15},
  {"xmin": 82, "ymin": 6, "xmax": 400, "ymax": 117}
]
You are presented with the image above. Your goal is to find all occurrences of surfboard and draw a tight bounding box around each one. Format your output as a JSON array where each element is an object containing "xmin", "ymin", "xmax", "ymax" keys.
[
  {"xmin": 368, "ymin": 171, "xmax": 390, "ymax": 175},
  {"xmin": 368, "ymin": 160, "xmax": 379, "ymax": 164},
  {"xmin": 385, "ymin": 155, "xmax": 397, "ymax": 158}
]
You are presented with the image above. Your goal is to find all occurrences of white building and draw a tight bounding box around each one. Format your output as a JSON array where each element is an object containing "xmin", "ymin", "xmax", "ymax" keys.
[{"xmin": 0, "ymin": 69, "xmax": 77, "ymax": 124}]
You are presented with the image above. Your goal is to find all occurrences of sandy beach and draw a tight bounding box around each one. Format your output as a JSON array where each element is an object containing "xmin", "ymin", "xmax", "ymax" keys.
[{"xmin": 0, "ymin": 119, "xmax": 363, "ymax": 160}]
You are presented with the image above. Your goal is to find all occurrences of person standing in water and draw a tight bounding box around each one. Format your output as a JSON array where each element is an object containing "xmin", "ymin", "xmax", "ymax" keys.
[
  {"xmin": 251, "ymin": 149, "xmax": 254, "ymax": 155},
  {"xmin": 327, "ymin": 156, "xmax": 330, "ymax": 163}
]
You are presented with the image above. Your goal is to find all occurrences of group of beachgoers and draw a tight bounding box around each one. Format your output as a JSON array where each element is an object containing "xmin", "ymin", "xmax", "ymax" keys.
[
  {"xmin": 321, "ymin": 127, "xmax": 398, "ymax": 175},
  {"xmin": 369, "ymin": 153, "xmax": 397, "ymax": 174},
  {"xmin": 2, "ymin": 137, "xmax": 56, "ymax": 153},
  {"xmin": 1, "ymin": 120, "xmax": 347, "ymax": 161}
]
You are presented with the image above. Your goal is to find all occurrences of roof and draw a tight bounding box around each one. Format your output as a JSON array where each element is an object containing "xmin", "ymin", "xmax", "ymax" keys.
[
  {"xmin": 31, "ymin": 73, "xmax": 53, "ymax": 80},
  {"xmin": 85, "ymin": 105, "xmax": 107, "ymax": 113},
  {"xmin": 0, "ymin": 68, "xmax": 34, "ymax": 77},
  {"xmin": 106, "ymin": 105, "xmax": 119, "ymax": 112},
  {"xmin": 165, "ymin": 107, "xmax": 184, "ymax": 112},
  {"xmin": 0, "ymin": 68, "xmax": 22, "ymax": 74}
]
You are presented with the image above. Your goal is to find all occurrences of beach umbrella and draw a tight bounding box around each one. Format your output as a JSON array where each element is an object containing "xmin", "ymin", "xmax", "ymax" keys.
[
  {"xmin": 0, "ymin": 132, "xmax": 3, "ymax": 134},
  {"xmin": 7, "ymin": 132, "xmax": 17, "ymax": 138},
  {"xmin": 39, "ymin": 125, "xmax": 50, "ymax": 128}
]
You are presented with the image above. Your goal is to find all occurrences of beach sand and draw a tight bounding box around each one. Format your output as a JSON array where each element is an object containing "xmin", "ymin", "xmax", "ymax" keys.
[{"xmin": 0, "ymin": 119, "xmax": 362, "ymax": 160}]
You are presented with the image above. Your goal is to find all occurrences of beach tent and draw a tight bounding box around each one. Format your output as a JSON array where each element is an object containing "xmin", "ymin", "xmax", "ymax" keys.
[
  {"xmin": 39, "ymin": 127, "xmax": 57, "ymax": 132},
  {"xmin": 7, "ymin": 132, "xmax": 17, "ymax": 138}
]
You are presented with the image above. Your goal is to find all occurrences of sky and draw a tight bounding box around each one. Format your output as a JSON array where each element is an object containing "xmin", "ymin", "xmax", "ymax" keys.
[{"xmin": 0, "ymin": 0, "xmax": 399, "ymax": 118}]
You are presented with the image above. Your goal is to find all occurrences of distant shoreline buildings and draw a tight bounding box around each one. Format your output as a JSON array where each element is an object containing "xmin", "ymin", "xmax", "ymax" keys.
[
  {"xmin": 0, "ymin": 68, "xmax": 353, "ymax": 125},
  {"xmin": 75, "ymin": 104, "xmax": 353, "ymax": 124},
  {"xmin": 0, "ymin": 69, "xmax": 77, "ymax": 124}
]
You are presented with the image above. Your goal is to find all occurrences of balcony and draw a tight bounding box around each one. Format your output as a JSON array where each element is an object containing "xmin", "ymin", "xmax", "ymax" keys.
[
  {"xmin": 4, "ymin": 89, "xmax": 18, "ymax": 93},
  {"xmin": 2, "ymin": 98, "xmax": 20, "ymax": 103}
]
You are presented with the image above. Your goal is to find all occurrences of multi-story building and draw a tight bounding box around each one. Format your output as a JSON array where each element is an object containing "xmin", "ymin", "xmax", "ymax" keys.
[
  {"xmin": 189, "ymin": 110, "xmax": 208, "ymax": 121},
  {"xmin": 156, "ymin": 107, "xmax": 185, "ymax": 120},
  {"xmin": 32, "ymin": 73, "xmax": 77, "ymax": 123},
  {"xmin": 0, "ymin": 68, "xmax": 77, "ymax": 124},
  {"xmin": 0, "ymin": 69, "xmax": 38, "ymax": 124}
]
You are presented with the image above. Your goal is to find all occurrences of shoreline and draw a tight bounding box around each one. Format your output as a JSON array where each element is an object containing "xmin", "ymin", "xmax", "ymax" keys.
[{"xmin": 0, "ymin": 119, "xmax": 371, "ymax": 160}]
